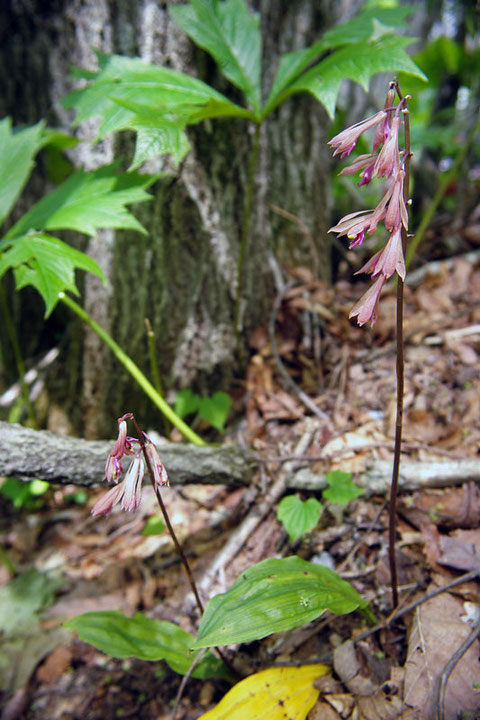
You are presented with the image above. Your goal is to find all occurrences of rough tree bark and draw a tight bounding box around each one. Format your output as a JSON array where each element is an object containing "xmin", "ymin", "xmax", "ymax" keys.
[{"xmin": 0, "ymin": 0, "xmax": 341, "ymax": 438}]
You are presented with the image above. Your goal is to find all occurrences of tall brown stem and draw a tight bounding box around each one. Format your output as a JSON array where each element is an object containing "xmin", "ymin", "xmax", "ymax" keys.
[{"xmin": 388, "ymin": 81, "xmax": 411, "ymax": 608}]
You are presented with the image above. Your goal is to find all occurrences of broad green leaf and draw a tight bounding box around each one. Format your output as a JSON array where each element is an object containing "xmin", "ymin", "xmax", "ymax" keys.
[
  {"xmin": 0, "ymin": 232, "xmax": 105, "ymax": 316},
  {"xmin": 65, "ymin": 611, "xmax": 231, "ymax": 680},
  {"xmin": 198, "ymin": 664, "xmax": 329, "ymax": 720},
  {"xmin": 277, "ymin": 496, "xmax": 322, "ymax": 542},
  {"xmin": 6, "ymin": 165, "xmax": 157, "ymax": 239},
  {"xmin": 323, "ymin": 470, "xmax": 363, "ymax": 505},
  {"xmin": 175, "ymin": 389, "xmax": 201, "ymax": 418},
  {"xmin": 170, "ymin": 0, "xmax": 262, "ymax": 115},
  {"xmin": 192, "ymin": 556, "xmax": 373, "ymax": 648},
  {"xmin": 263, "ymin": 6, "xmax": 416, "ymax": 117},
  {"xmin": 0, "ymin": 118, "xmax": 44, "ymax": 226},
  {"xmin": 287, "ymin": 36, "xmax": 427, "ymax": 118},
  {"xmin": 130, "ymin": 125, "xmax": 190, "ymax": 169},
  {"xmin": 198, "ymin": 391, "xmax": 232, "ymax": 431}
]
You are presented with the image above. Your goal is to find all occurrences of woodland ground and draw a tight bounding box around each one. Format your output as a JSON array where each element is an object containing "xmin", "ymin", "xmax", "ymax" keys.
[{"xmin": 1, "ymin": 221, "xmax": 480, "ymax": 719}]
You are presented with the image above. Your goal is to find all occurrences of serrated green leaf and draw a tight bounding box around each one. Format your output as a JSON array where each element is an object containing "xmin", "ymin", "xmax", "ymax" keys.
[
  {"xmin": 130, "ymin": 126, "xmax": 190, "ymax": 169},
  {"xmin": 0, "ymin": 233, "xmax": 105, "ymax": 316},
  {"xmin": 263, "ymin": 6, "xmax": 416, "ymax": 117},
  {"xmin": 287, "ymin": 36, "xmax": 427, "ymax": 118},
  {"xmin": 170, "ymin": 0, "xmax": 261, "ymax": 115},
  {"xmin": 6, "ymin": 165, "xmax": 156, "ymax": 239},
  {"xmin": 192, "ymin": 556, "xmax": 372, "ymax": 648},
  {"xmin": 198, "ymin": 392, "xmax": 232, "ymax": 431},
  {"xmin": 64, "ymin": 611, "xmax": 231, "ymax": 680},
  {"xmin": 62, "ymin": 52, "xmax": 251, "ymax": 148},
  {"xmin": 0, "ymin": 118, "xmax": 45, "ymax": 226},
  {"xmin": 323, "ymin": 470, "xmax": 363, "ymax": 506},
  {"xmin": 277, "ymin": 496, "xmax": 322, "ymax": 542}
]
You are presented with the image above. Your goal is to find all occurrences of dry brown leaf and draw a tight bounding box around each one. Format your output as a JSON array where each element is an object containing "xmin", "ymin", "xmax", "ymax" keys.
[
  {"xmin": 36, "ymin": 645, "xmax": 72, "ymax": 684},
  {"xmin": 437, "ymin": 529, "xmax": 480, "ymax": 573},
  {"xmin": 403, "ymin": 592, "xmax": 480, "ymax": 719}
]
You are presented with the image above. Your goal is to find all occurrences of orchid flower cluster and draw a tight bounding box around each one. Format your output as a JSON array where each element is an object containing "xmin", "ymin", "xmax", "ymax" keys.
[
  {"xmin": 328, "ymin": 84, "xmax": 409, "ymax": 326},
  {"xmin": 91, "ymin": 412, "xmax": 169, "ymax": 518}
]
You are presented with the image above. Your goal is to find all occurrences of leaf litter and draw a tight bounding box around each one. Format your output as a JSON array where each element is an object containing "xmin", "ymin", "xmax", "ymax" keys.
[{"xmin": 0, "ymin": 253, "xmax": 479, "ymax": 719}]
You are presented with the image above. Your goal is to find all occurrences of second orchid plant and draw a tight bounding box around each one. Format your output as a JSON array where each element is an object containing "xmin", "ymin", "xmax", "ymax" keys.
[{"xmin": 329, "ymin": 79, "xmax": 411, "ymax": 606}]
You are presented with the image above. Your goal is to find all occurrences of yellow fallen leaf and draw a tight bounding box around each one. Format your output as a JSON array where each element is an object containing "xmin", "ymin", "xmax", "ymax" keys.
[{"xmin": 197, "ymin": 664, "xmax": 329, "ymax": 720}]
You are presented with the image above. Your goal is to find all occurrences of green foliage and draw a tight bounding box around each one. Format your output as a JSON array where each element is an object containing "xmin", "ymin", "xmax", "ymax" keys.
[
  {"xmin": 174, "ymin": 389, "xmax": 232, "ymax": 431},
  {"xmin": 0, "ymin": 129, "xmax": 158, "ymax": 316},
  {"xmin": 277, "ymin": 496, "xmax": 322, "ymax": 542},
  {"xmin": 64, "ymin": 611, "xmax": 232, "ymax": 680},
  {"xmin": 323, "ymin": 470, "xmax": 363, "ymax": 505},
  {"xmin": 142, "ymin": 517, "xmax": 166, "ymax": 536},
  {"xmin": 0, "ymin": 119, "xmax": 45, "ymax": 226},
  {"xmin": 0, "ymin": 568, "xmax": 62, "ymax": 635},
  {"xmin": 63, "ymin": 1, "xmax": 426, "ymax": 167},
  {"xmin": 192, "ymin": 556, "xmax": 375, "ymax": 648},
  {"xmin": 277, "ymin": 473, "xmax": 362, "ymax": 541},
  {"xmin": 0, "ymin": 478, "xmax": 49, "ymax": 510}
]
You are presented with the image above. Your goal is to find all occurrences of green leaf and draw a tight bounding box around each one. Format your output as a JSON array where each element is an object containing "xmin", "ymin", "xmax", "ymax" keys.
[
  {"xmin": 142, "ymin": 517, "xmax": 166, "ymax": 536},
  {"xmin": 174, "ymin": 389, "xmax": 201, "ymax": 418},
  {"xmin": 170, "ymin": 0, "xmax": 262, "ymax": 115},
  {"xmin": 6, "ymin": 165, "xmax": 157, "ymax": 239},
  {"xmin": 0, "ymin": 232, "xmax": 105, "ymax": 316},
  {"xmin": 0, "ymin": 118, "xmax": 45, "ymax": 226},
  {"xmin": 322, "ymin": 470, "xmax": 363, "ymax": 506},
  {"xmin": 0, "ymin": 569, "xmax": 62, "ymax": 637},
  {"xmin": 263, "ymin": 6, "xmax": 417, "ymax": 117},
  {"xmin": 287, "ymin": 36, "xmax": 427, "ymax": 118},
  {"xmin": 198, "ymin": 392, "xmax": 232, "ymax": 431},
  {"xmin": 277, "ymin": 496, "xmax": 322, "ymax": 542},
  {"xmin": 65, "ymin": 611, "xmax": 232, "ymax": 680},
  {"xmin": 192, "ymin": 556, "xmax": 372, "ymax": 648}
]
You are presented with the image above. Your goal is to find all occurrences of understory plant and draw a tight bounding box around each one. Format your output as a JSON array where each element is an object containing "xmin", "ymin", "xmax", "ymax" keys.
[
  {"xmin": 1, "ymin": 0, "xmax": 427, "ymax": 716},
  {"xmin": 328, "ymin": 79, "xmax": 412, "ymax": 606}
]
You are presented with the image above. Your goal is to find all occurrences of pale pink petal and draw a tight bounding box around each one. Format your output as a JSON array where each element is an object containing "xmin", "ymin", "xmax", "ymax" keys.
[{"xmin": 349, "ymin": 276, "xmax": 386, "ymax": 327}]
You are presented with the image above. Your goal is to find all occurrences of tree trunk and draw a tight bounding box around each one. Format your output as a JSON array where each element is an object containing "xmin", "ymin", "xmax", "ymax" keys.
[{"xmin": 0, "ymin": 0, "xmax": 338, "ymax": 438}]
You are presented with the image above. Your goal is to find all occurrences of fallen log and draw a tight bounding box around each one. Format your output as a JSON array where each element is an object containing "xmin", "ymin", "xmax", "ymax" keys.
[
  {"xmin": 0, "ymin": 422, "xmax": 479, "ymax": 494},
  {"xmin": 0, "ymin": 422, "xmax": 252, "ymax": 487}
]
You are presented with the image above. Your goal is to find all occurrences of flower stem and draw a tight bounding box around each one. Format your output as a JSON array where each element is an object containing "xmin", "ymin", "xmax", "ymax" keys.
[
  {"xmin": 131, "ymin": 416, "xmax": 205, "ymax": 614},
  {"xmin": 132, "ymin": 415, "xmax": 236, "ymax": 677},
  {"xmin": 234, "ymin": 122, "xmax": 261, "ymax": 343},
  {"xmin": 60, "ymin": 293, "xmax": 206, "ymax": 447},
  {"xmin": 388, "ymin": 82, "xmax": 411, "ymax": 608}
]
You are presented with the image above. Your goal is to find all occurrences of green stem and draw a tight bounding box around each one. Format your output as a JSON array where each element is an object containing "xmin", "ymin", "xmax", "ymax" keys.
[
  {"xmin": 0, "ymin": 281, "xmax": 37, "ymax": 428},
  {"xmin": 60, "ymin": 293, "xmax": 206, "ymax": 447},
  {"xmin": 405, "ymin": 118, "xmax": 480, "ymax": 269},
  {"xmin": 234, "ymin": 122, "xmax": 262, "ymax": 341}
]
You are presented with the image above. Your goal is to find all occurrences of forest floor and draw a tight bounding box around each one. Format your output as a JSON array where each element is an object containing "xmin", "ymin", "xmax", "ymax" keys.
[{"xmin": 1, "ymin": 245, "xmax": 480, "ymax": 720}]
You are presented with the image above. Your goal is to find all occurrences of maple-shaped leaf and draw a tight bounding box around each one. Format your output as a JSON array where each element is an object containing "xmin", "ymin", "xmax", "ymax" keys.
[
  {"xmin": 0, "ymin": 232, "xmax": 105, "ymax": 316},
  {"xmin": 6, "ymin": 164, "xmax": 158, "ymax": 239}
]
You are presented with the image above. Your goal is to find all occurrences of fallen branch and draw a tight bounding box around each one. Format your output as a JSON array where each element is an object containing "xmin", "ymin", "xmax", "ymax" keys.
[
  {"xmin": 0, "ymin": 422, "xmax": 252, "ymax": 487},
  {"xmin": 1, "ymin": 422, "xmax": 478, "ymax": 494}
]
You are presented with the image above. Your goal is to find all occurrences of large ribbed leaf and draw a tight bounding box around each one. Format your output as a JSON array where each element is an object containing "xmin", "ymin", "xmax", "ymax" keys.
[
  {"xmin": 65, "ymin": 611, "xmax": 232, "ymax": 680},
  {"xmin": 197, "ymin": 664, "xmax": 330, "ymax": 720},
  {"xmin": 192, "ymin": 556, "xmax": 374, "ymax": 648}
]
